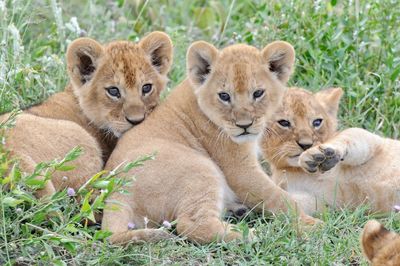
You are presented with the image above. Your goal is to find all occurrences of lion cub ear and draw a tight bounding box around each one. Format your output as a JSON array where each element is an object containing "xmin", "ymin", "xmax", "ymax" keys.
[
  {"xmin": 361, "ymin": 220, "xmax": 397, "ymax": 262},
  {"xmin": 315, "ymin": 87, "xmax": 343, "ymax": 117},
  {"xmin": 187, "ymin": 41, "xmax": 219, "ymax": 88},
  {"xmin": 139, "ymin": 31, "xmax": 173, "ymax": 75},
  {"xmin": 262, "ymin": 41, "xmax": 295, "ymax": 84},
  {"xmin": 67, "ymin": 38, "xmax": 104, "ymax": 88}
]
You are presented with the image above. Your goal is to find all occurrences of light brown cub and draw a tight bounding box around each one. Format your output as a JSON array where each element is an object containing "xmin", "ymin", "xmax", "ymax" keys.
[
  {"xmin": 102, "ymin": 40, "xmax": 319, "ymax": 245},
  {"xmin": 0, "ymin": 32, "xmax": 173, "ymax": 198},
  {"xmin": 261, "ymin": 87, "xmax": 400, "ymax": 214},
  {"xmin": 361, "ymin": 220, "xmax": 400, "ymax": 266}
]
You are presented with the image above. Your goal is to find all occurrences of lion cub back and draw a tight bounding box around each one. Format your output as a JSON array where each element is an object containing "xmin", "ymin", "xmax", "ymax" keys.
[{"xmin": 362, "ymin": 220, "xmax": 400, "ymax": 265}]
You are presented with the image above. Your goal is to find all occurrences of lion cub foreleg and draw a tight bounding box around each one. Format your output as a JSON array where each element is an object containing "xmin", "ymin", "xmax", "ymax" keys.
[
  {"xmin": 220, "ymin": 150, "xmax": 319, "ymax": 225},
  {"xmin": 299, "ymin": 128, "xmax": 385, "ymax": 173}
]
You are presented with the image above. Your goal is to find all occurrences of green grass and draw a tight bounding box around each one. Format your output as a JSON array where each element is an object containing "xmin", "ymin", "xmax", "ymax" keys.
[{"xmin": 0, "ymin": 0, "xmax": 399, "ymax": 265}]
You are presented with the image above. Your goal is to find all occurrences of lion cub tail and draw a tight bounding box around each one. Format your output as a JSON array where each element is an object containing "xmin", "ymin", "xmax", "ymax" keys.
[
  {"xmin": 361, "ymin": 219, "xmax": 400, "ymax": 264},
  {"xmin": 109, "ymin": 228, "xmax": 173, "ymax": 245}
]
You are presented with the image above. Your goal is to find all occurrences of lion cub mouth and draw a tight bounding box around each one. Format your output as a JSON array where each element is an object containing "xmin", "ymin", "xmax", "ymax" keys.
[
  {"xmin": 238, "ymin": 131, "xmax": 250, "ymax": 136},
  {"xmin": 231, "ymin": 132, "xmax": 259, "ymax": 144}
]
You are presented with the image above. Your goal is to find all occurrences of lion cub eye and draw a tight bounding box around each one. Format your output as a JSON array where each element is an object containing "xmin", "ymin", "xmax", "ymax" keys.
[
  {"xmin": 253, "ymin": 89, "xmax": 265, "ymax": 100},
  {"xmin": 218, "ymin": 92, "xmax": 231, "ymax": 103},
  {"xmin": 312, "ymin": 118, "xmax": 323, "ymax": 128},
  {"xmin": 106, "ymin": 86, "xmax": 121, "ymax": 98},
  {"xmin": 278, "ymin": 120, "xmax": 291, "ymax": 128},
  {"xmin": 142, "ymin": 84, "xmax": 153, "ymax": 95}
]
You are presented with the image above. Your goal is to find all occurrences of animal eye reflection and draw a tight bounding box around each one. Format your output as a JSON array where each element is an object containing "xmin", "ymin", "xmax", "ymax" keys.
[
  {"xmin": 218, "ymin": 92, "xmax": 231, "ymax": 102},
  {"xmin": 312, "ymin": 118, "xmax": 323, "ymax": 127},
  {"xmin": 278, "ymin": 120, "xmax": 291, "ymax": 128},
  {"xmin": 106, "ymin": 86, "xmax": 121, "ymax": 98}
]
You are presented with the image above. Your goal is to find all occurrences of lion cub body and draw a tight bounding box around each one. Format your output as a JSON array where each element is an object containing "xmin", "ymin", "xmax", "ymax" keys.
[
  {"xmin": 1, "ymin": 32, "xmax": 173, "ymax": 198},
  {"xmin": 361, "ymin": 220, "xmax": 400, "ymax": 266},
  {"xmin": 261, "ymin": 87, "xmax": 400, "ymax": 214},
  {"xmin": 102, "ymin": 41, "xmax": 317, "ymax": 245}
]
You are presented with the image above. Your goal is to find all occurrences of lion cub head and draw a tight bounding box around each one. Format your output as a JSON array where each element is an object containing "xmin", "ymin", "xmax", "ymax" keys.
[
  {"xmin": 186, "ymin": 40, "xmax": 295, "ymax": 143},
  {"xmin": 66, "ymin": 31, "xmax": 173, "ymax": 137},
  {"xmin": 261, "ymin": 87, "xmax": 343, "ymax": 169},
  {"xmin": 361, "ymin": 220, "xmax": 400, "ymax": 265}
]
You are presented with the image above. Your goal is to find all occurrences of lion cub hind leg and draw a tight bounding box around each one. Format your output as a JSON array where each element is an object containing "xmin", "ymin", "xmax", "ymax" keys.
[
  {"xmin": 16, "ymin": 153, "xmax": 57, "ymax": 198},
  {"xmin": 102, "ymin": 199, "xmax": 173, "ymax": 245},
  {"xmin": 110, "ymin": 229, "xmax": 172, "ymax": 245},
  {"xmin": 177, "ymin": 214, "xmax": 244, "ymax": 244}
]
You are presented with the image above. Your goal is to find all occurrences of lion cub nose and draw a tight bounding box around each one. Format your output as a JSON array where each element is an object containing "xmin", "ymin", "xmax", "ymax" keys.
[
  {"xmin": 126, "ymin": 116, "xmax": 145, "ymax": 126},
  {"xmin": 235, "ymin": 121, "xmax": 253, "ymax": 130},
  {"xmin": 297, "ymin": 141, "xmax": 313, "ymax": 151}
]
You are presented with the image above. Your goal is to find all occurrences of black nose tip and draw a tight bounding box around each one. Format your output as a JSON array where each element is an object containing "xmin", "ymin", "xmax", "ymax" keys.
[
  {"xmin": 126, "ymin": 116, "xmax": 145, "ymax": 126},
  {"xmin": 236, "ymin": 122, "xmax": 253, "ymax": 129},
  {"xmin": 297, "ymin": 141, "xmax": 313, "ymax": 151}
]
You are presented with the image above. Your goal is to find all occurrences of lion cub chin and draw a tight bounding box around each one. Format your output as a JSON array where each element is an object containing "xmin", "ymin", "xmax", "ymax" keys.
[
  {"xmin": 102, "ymin": 40, "xmax": 319, "ymax": 245},
  {"xmin": 1, "ymin": 32, "xmax": 173, "ymax": 198},
  {"xmin": 261, "ymin": 87, "xmax": 400, "ymax": 215},
  {"xmin": 362, "ymin": 220, "xmax": 400, "ymax": 266}
]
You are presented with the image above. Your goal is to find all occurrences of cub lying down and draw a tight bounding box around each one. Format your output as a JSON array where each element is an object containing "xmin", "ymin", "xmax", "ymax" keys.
[
  {"xmin": 103, "ymin": 40, "xmax": 318, "ymax": 245},
  {"xmin": 261, "ymin": 87, "xmax": 400, "ymax": 215},
  {"xmin": 361, "ymin": 220, "xmax": 400, "ymax": 266},
  {"xmin": 0, "ymin": 32, "xmax": 173, "ymax": 198}
]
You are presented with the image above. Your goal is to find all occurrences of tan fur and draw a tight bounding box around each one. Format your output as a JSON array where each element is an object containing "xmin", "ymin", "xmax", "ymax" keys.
[
  {"xmin": 361, "ymin": 220, "xmax": 400, "ymax": 265},
  {"xmin": 0, "ymin": 32, "xmax": 173, "ymax": 198},
  {"xmin": 261, "ymin": 87, "xmax": 400, "ymax": 215},
  {"xmin": 102, "ymin": 40, "xmax": 319, "ymax": 245}
]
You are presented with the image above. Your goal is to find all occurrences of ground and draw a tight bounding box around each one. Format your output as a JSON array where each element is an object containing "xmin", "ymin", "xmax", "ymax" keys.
[{"xmin": 0, "ymin": 0, "xmax": 399, "ymax": 265}]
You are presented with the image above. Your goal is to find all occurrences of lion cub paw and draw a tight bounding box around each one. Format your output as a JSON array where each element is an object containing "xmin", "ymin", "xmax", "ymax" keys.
[{"xmin": 299, "ymin": 144, "xmax": 343, "ymax": 173}]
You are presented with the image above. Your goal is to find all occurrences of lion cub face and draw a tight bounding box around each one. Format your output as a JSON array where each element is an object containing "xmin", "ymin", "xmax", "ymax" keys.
[
  {"xmin": 67, "ymin": 32, "xmax": 173, "ymax": 137},
  {"xmin": 361, "ymin": 220, "xmax": 400, "ymax": 265},
  {"xmin": 187, "ymin": 41, "xmax": 295, "ymax": 143},
  {"xmin": 262, "ymin": 87, "xmax": 343, "ymax": 169}
]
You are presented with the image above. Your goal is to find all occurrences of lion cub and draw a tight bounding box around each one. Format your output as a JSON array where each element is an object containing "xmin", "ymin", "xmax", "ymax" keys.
[
  {"xmin": 361, "ymin": 220, "xmax": 400, "ymax": 265},
  {"xmin": 261, "ymin": 87, "xmax": 400, "ymax": 215},
  {"xmin": 0, "ymin": 32, "xmax": 173, "ymax": 198},
  {"xmin": 102, "ymin": 40, "xmax": 319, "ymax": 245}
]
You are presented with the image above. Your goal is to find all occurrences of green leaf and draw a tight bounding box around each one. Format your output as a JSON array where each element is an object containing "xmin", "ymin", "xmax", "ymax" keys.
[
  {"xmin": 93, "ymin": 230, "xmax": 112, "ymax": 241},
  {"xmin": 2, "ymin": 196, "xmax": 24, "ymax": 207},
  {"xmin": 117, "ymin": 0, "xmax": 124, "ymax": 8},
  {"xmin": 55, "ymin": 165, "xmax": 76, "ymax": 171}
]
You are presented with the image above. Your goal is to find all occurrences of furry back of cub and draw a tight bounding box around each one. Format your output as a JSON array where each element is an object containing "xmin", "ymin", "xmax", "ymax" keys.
[
  {"xmin": 261, "ymin": 87, "xmax": 400, "ymax": 215},
  {"xmin": 0, "ymin": 32, "xmax": 173, "ymax": 198},
  {"xmin": 102, "ymin": 40, "xmax": 319, "ymax": 245},
  {"xmin": 361, "ymin": 220, "xmax": 400, "ymax": 266}
]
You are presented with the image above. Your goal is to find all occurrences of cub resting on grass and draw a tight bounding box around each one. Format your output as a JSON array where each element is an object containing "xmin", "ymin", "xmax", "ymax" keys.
[
  {"xmin": 362, "ymin": 220, "xmax": 400, "ymax": 266},
  {"xmin": 261, "ymin": 87, "xmax": 400, "ymax": 215},
  {"xmin": 102, "ymin": 40, "xmax": 319, "ymax": 245},
  {"xmin": 0, "ymin": 32, "xmax": 173, "ymax": 198}
]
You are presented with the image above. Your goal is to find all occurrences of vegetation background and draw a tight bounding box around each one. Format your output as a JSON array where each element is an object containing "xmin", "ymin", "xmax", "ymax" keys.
[{"xmin": 0, "ymin": 0, "xmax": 399, "ymax": 265}]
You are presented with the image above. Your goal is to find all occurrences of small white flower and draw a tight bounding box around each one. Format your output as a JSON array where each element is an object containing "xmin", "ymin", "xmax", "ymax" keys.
[
  {"xmin": 162, "ymin": 220, "xmax": 172, "ymax": 229},
  {"xmin": 127, "ymin": 222, "xmax": 135, "ymax": 230},
  {"xmin": 67, "ymin": 187, "xmax": 76, "ymax": 197}
]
